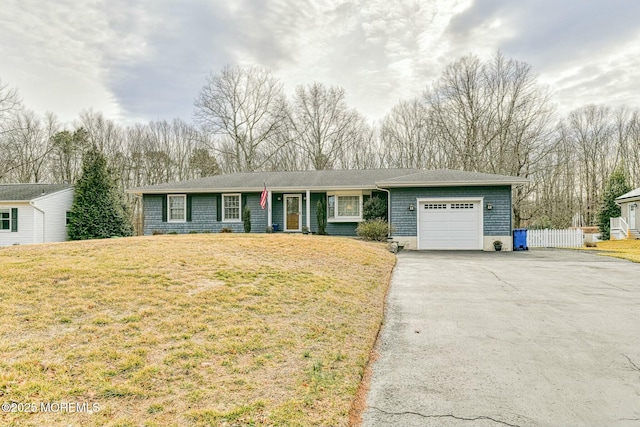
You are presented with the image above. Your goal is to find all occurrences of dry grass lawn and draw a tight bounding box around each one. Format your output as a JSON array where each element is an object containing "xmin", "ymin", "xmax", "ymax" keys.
[
  {"xmin": 0, "ymin": 234, "xmax": 395, "ymax": 427},
  {"xmin": 583, "ymin": 239, "xmax": 640, "ymax": 263}
]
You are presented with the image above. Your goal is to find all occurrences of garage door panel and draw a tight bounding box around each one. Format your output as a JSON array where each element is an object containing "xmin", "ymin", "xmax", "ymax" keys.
[{"xmin": 418, "ymin": 200, "xmax": 481, "ymax": 250}]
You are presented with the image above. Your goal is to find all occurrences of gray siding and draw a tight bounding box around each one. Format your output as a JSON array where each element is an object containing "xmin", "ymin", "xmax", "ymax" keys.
[
  {"xmin": 389, "ymin": 186, "xmax": 512, "ymax": 236},
  {"xmin": 143, "ymin": 186, "xmax": 512, "ymax": 237},
  {"xmin": 143, "ymin": 193, "xmax": 268, "ymax": 235}
]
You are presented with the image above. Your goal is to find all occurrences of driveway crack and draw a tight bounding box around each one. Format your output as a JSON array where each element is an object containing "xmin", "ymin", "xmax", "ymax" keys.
[
  {"xmin": 482, "ymin": 268, "xmax": 518, "ymax": 290},
  {"xmin": 623, "ymin": 354, "xmax": 640, "ymax": 373},
  {"xmin": 369, "ymin": 406, "xmax": 522, "ymax": 427}
]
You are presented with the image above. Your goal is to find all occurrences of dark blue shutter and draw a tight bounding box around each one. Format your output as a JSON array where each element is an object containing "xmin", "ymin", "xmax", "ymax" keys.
[
  {"xmin": 186, "ymin": 195, "xmax": 193, "ymax": 222},
  {"xmin": 11, "ymin": 208, "xmax": 18, "ymax": 232},
  {"xmin": 216, "ymin": 194, "xmax": 222, "ymax": 222},
  {"xmin": 161, "ymin": 195, "xmax": 168, "ymax": 222}
]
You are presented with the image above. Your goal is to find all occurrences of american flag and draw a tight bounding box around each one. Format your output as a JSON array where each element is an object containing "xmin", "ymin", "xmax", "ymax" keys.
[{"xmin": 260, "ymin": 184, "xmax": 268, "ymax": 209}]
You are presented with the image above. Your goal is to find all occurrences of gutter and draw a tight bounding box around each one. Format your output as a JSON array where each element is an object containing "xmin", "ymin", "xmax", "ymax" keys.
[{"xmin": 375, "ymin": 186, "xmax": 393, "ymax": 238}]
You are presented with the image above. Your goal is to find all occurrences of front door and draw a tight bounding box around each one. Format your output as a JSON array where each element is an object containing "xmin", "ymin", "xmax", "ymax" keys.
[
  {"xmin": 631, "ymin": 204, "xmax": 637, "ymax": 228},
  {"xmin": 284, "ymin": 195, "xmax": 301, "ymax": 231}
]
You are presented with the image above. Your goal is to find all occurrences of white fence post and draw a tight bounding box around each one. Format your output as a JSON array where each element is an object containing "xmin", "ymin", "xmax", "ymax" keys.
[{"xmin": 526, "ymin": 228, "xmax": 584, "ymax": 248}]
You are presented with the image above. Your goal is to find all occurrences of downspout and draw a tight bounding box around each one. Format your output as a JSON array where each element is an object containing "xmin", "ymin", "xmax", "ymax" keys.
[
  {"xmin": 29, "ymin": 201, "xmax": 46, "ymax": 244},
  {"xmin": 376, "ymin": 186, "xmax": 392, "ymax": 238}
]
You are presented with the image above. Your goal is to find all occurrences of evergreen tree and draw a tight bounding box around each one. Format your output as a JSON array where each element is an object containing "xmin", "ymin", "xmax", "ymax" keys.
[
  {"xmin": 68, "ymin": 148, "xmax": 133, "ymax": 240},
  {"xmin": 598, "ymin": 166, "xmax": 632, "ymax": 240}
]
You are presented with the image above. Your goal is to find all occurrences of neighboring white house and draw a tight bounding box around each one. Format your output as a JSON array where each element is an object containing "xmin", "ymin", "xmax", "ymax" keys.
[
  {"xmin": 610, "ymin": 187, "xmax": 640, "ymax": 240},
  {"xmin": 0, "ymin": 184, "xmax": 74, "ymax": 246}
]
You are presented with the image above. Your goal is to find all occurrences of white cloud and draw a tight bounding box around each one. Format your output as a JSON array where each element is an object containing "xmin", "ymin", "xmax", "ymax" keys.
[
  {"xmin": 1, "ymin": 0, "xmax": 639, "ymax": 125},
  {"xmin": 0, "ymin": 0, "xmax": 123, "ymax": 122}
]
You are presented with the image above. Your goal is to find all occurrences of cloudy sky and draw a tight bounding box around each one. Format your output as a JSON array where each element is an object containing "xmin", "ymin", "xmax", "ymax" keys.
[{"xmin": 1, "ymin": 0, "xmax": 639, "ymax": 125}]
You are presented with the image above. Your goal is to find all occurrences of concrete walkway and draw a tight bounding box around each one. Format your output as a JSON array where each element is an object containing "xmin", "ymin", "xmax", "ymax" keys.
[{"xmin": 362, "ymin": 250, "xmax": 640, "ymax": 427}]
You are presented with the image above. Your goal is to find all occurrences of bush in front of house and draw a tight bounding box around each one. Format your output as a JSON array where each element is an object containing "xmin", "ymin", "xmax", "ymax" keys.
[
  {"xmin": 243, "ymin": 206, "xmax": 251, "ymax": 233},
  {"xmin": 356, "ymin": 218, "xmax": 394, "ymax": 241},
  {"xmin": 316, "ymin": 198, "xmax": 327, "ymax": 235},
  {"xmin": 363, "ymin": 196, "xmax": 387, "ymax": 221}
]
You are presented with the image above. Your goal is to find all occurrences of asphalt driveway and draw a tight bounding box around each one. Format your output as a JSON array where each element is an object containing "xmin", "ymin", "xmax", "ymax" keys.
[{"xmin": 362, "ymin": 250, "xmax": 640, "ymax": 427}]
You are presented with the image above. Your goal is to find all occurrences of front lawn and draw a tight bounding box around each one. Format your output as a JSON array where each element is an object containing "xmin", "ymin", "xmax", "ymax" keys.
[
  {"xmin": 0, "ymin": 234, "xmax": 395, "ymax": 426},
  {"xmin": 584, "ymin": 239, "xmax": 640, "ymax": 263}
]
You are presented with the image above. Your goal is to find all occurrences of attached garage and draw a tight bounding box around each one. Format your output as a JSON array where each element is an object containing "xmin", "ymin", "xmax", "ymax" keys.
[{"xmin": 417, "ymin": 198, "xmax": 483, "ymax": 250}]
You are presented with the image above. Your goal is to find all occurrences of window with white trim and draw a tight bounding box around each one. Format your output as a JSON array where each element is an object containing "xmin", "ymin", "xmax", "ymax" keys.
[
  {"xmin": 223, "ymin": 194, "xmax": 241, "ymax": 222},
  {"xmin": 0, "ymin": 209, "xmax": 10, "ymax": 230},
  {"xmin": 327, "ymin": 192, "xmax": 363, "ymax": 221},
  {"xmin": 168, "ymin": 195, "xmax": 186, "ymax": 222}
]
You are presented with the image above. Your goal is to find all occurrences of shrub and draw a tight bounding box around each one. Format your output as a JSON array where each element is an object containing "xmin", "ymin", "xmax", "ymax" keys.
[
  {"xmin": 363, "ymin": 196, "xmax": 387, "ymax": 221},
  {"xmin": 243, "ymin": 206, "xmax": 251, "ymax": 233},
  {"xmin": 151, "ymin": 230, "xmax": 165, "ymax": 235},
  {"xmin": 220, "ymin": 227, "xmax": 233, "ymax": 233},
  {"xmin": 265, "ymin": 226, "xmax": 273, "ymax": 233},
  {"xmin": 356, "ymin": 219, "xmax": 394, "ymax": 241},
  {"xmin": 317, "ymin": 198, "xmax": 327, "ymax": 235}
]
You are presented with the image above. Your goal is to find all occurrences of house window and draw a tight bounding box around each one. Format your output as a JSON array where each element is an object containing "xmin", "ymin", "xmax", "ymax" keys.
[
  {"xmin": 66, "ymin": 211, "xmax": 71, "ymax": 225},
  {"xmin": 222, "ymin": 194, "xmax": 241, "ymax": 222},
  {"xmin": 168, "ymin": 195, "xmax": 186, "ymax": 222},
  {"xmin": 327, "ymin": 195, "xmax": 335, "ymax": 219},
  {"xmin": 327, "ymin": 193, "xmax": 363, "ymax": 222},
  {"xmin": 0, "ymin": 209, "xmax": 9, "ymax": 231}
]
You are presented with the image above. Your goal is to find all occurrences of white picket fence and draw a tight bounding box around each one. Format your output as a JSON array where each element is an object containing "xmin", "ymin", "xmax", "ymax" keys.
[{"xmin": 526, "ymin": 228, "xmax": 584, "ymax": 248}]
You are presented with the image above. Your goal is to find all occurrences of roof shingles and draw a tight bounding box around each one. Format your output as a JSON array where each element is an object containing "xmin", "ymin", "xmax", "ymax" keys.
[
  {"xmin": 128, "ymin": 169, "xmax": 528, "ymax": 194},
  {"xmin": 0, "ymin": 184, "xmax": 72, "ymax": 201}
]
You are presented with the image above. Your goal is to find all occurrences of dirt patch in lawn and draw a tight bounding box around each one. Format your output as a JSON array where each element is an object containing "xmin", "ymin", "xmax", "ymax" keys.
[{"xmin": 0, "ymin": 234, "xmax": 395, "ymax": 427}]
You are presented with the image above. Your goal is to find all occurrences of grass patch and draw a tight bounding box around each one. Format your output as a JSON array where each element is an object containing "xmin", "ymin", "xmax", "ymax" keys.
[
  {"xmin": 0, "ymin": 234, "xmax": 394, "ymax": 426},
  {"xmin": 582, "ymin": 239, "xmax": 640, "ymax": 263}
]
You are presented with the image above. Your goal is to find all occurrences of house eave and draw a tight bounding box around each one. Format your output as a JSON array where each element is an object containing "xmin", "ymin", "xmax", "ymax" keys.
[
  {"xmin": 615, "ymin": 196, "xmax": 640, "ymax": 204},
  {"xmin": 127, "ymin": 185, "xmax": 380, "ymax": 195},
  {"xmin": 376, "ymin": 180, "xmax": 530, "ymax": 188}
]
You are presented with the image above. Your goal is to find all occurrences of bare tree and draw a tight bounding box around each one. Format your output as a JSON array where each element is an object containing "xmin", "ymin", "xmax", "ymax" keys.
[
  {"xmin": 0, "ymin": 78, "xmax": 23, "ymax": 180},
  {"xmin": 0, "ymin": 78, "xmax": 21, "ymax": 131},
  {"xmin": 50, "ymin": 127, "xmax": 89, "ymax": 184},
  {"xmin": 427, "ymin": 55, "xmax": 491, "ymax": 171},
  {"xmin": 565, "ymin": 105, "xmax": 616, "ymax": 225},
  {"xmin": 194, "ymin": 65, "xmax": 288, "ymax": 172},
  {"xmin": 288, "ymin": 82, "xmax": 363, "ymax": 170},
  {"xmin": 381, "ymin": 98, "xmax": 438, "ymax": 169}
]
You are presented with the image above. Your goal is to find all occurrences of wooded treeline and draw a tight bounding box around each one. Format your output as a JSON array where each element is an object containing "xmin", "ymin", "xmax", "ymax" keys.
[{"xmin": 1, "ymin": 52, "xmax": 638, "ymax": 231}]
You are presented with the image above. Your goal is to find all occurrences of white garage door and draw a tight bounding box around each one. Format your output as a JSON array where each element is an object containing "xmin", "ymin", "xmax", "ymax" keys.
[{"xmin": 418, "ymin": 200, "xmax": 482, "ymax": 250}]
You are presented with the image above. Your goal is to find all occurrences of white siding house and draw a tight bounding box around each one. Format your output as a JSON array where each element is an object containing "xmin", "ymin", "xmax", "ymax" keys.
[
  {"xmin": 0, "ymin": 184, "xmax": 73, "ymax": 246},
  {"xmin": 611, "ymin": 187, "xmax": 640, "ymax": 240}
]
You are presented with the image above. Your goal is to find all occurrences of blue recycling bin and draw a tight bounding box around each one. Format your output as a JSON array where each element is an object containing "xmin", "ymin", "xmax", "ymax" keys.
[
  {"xmin": 272, "ymin": 223, "xmax": 280, "ymax": 232},
  {"xmin": 513, "ymin": 228, "xmax": 528, "ymax": 251}
]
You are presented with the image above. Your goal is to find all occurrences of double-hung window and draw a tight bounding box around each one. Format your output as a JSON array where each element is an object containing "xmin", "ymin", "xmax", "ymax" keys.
[
  {"xmin": 168, "ymin": 195, "xmax": 186, "ymax": 222},
  {"xmin": 327, "ymin": 192, "xmax": 363, "ymax": 222},
  {"xmin": 0, "ymin": 209, "xmax": 10, "ymax": 231},
  {"xmin": 222, "ymin": 194, "xmax": 241, "ymax": 222}
]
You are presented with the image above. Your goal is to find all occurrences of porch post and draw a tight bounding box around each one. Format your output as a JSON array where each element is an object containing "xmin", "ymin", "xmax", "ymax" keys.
[
  {"xmin": 306, "ymin": 190, "xmax": 311, "ymax": 230},
  {"xmin": 267, "ymin": 190, "xmax": 272, "ymax": 227}
]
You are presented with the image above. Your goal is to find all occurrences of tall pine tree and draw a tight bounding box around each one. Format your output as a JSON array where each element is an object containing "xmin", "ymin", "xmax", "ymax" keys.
[
  {"xmin": 598, "ymin": 166, "xmax": 632, "ymax": 240},
  {"xmin": 68, "ymin": 148, "xmax": 133, "ymax": 240}
]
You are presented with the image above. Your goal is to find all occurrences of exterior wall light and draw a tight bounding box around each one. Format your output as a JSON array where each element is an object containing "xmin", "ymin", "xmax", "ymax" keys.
[
  {"xmin": 486, "ymin": 203, "xmax": 493, "ymax": 210},
  {"xmin": 409, "ymin": 204, "xmax": 415, "ymax": 211}
]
